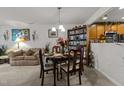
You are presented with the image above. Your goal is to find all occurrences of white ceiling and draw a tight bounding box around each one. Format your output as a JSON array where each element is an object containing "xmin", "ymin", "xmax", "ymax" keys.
[
  {"xmin": 96, "ymin": 7, "xmax": 124, "ymax": 22},
  {"xmin": 107, "ymin": 7, "xmax": 124, "ymax": 22},
  {"xmin": 0, "ymin": 7, "xmax": 99, "ymax": 26}
]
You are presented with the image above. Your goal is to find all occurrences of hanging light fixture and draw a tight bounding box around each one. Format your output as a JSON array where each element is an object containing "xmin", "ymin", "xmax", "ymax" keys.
[
  {"xmin": 51, "ymin": 7, "xmax": 65, "ymax": 32},
  {"xmin": 51, "ymin": 27, "xmax": 56, "ymax": 32},
  {"xmin": 102, "ymin": 15, "xmax": 108, "ymax": 20},
  {"xmin": 58, "ymin": 7, "xmax": 65, "ymax": 32},
  {"xmin": 119, "ymin": 7, "xmax": 124, "ymax": 10}
]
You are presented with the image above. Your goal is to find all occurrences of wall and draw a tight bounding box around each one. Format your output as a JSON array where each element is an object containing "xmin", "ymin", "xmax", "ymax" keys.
[
  {"xmin": 91, "ymin": 43, "xmax": 124, "ymax": 85},
  {"xmin": 0, "ymin": 24, "xmax": 76, "ymax": 49}
]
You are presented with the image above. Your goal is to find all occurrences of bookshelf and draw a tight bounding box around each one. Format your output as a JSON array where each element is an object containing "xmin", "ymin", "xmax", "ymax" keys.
[{"xmin": 68, "ymin": 25, "xmax": 87, "ymax": 50}]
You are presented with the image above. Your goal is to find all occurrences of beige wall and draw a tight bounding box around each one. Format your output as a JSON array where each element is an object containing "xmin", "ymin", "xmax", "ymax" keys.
[{"xmin": 0, "ymin": 24, "xmax": 76, "ymax": 49}]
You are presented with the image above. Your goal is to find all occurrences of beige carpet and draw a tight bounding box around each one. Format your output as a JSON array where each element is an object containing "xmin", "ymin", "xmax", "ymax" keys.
[
  {"xmin": 0, "ymin": 63, "xmax": 115, "ymax": 86},
  {"xmin": 0, "ymin": 64, "xmax": 40, "ymax": 86}
]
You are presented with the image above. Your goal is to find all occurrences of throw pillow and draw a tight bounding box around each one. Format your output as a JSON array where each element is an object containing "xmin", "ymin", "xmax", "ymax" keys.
[
  {"xmin": 11, "ymin": 50, "xmax": 23, "ymax": 57},
  {"xmin": 12, "ymin": 56, "xmax": 24, "ymax": 60},
  {"xmin": 24, "ymin": 49, "xmax": 34, "ymax": 56},
  {"xmin": 24, "ymin": 56, "xmax": 36, "ymax": 60}
]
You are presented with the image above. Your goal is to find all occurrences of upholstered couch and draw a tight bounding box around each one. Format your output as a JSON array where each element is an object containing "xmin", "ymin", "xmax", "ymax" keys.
[{"xmin": 8, "ymin": 48, "xmax": 40, "ymax": 66}]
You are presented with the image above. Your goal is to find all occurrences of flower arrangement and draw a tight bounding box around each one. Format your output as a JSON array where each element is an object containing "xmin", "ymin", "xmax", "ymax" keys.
[
  {"xmin": 57, "ymin": 37, "xmax": 68, "ymax": 54},
  {"xmin": 57, "ymin": 37, "xmax": 68, "ymax": 47},
  {"xmin": 44, "ymin": 42, "xmax": 50, "ymax": 53},
  {"xmin": 0, "ymin": 45, "xmax": 7, "ymax": 56}
]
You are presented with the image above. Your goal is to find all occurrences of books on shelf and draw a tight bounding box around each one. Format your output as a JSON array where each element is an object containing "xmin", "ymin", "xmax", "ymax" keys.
[
  {"xmin": 68, "ymin": 25, "xmax": 87, "ymax": 50},
  {"xmin": 69, "ymin": 31, "xmax": 75, "ymax": 35},
  {"xmin": 69, "ymin": 34, "xmax": 87, "ymax": 41},
  {"xmin": 80, "ymin": 34, "xmax": 86, "ymax": 40}
]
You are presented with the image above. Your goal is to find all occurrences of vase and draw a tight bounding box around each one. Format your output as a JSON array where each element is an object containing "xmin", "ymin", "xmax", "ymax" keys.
[{"xmin": 61, "ymin": 45, "xmax": 64, "ymax": 54}]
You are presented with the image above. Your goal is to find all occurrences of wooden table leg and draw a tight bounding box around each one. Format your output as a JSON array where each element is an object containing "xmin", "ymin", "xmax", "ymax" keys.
[
  {"xmin": 53, "ymin": 59, "xmax": 56, "ymax": 86},
  {"xmin": 57, "ymin": 64, "xmax": 60, "ymax": 81}
]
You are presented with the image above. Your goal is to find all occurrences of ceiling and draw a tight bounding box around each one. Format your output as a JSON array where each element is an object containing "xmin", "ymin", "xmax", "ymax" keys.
[
  {"xmin": 107, "ymin": 7, "xmax": 124, "ymax": 22},
  {"xmin": 96, "ymin": 7, "xmax": 124, "ymax": 22},
  {"xmin": 0, "ymin": 7, "xmax": 100, "ymax": 26}
]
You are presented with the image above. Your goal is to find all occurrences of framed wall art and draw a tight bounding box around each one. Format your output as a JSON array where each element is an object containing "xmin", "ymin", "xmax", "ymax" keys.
[
  {"xmin": 48, "ymin": 29, "xmax": 58, "ymax": 38},
  {"xmin": 12, "ymin": 29, "xmax": 30, "ymax": 42}
]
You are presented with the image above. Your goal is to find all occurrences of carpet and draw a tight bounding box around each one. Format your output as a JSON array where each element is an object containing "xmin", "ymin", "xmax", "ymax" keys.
[{"xmin": 0, "ymin": 64, "xmax": 115, "ymax": 86}]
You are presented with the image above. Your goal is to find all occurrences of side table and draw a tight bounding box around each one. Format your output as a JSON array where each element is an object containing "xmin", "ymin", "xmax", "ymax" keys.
[{"xmin": 0, "ymin": 55, "xmax": 9, "ymax": 64}]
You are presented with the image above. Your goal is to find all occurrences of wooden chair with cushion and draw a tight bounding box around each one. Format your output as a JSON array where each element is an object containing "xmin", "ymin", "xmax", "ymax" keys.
[
  {"xmin": 60, "ymin": 47, "xmax": 84, "ymax": 86},
  {"xmin": 52, "ymin": 45, "xmax": 61, "ymax": 53},
  {"xmin": 39, "ymin": 49, "xmax": 59, "ymax": 85}
]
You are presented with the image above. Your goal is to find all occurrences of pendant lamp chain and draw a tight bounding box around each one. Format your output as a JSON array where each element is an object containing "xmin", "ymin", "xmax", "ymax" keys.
[
  {"xmin": 52, "ymin": 7, "xmax": 65, "ymax": 32},
  {"xmin": 58, "ymin": 7, "xmax": 61, "ymax": 25}
]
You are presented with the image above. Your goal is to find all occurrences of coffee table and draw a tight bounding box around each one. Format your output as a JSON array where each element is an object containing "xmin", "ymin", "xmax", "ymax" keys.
[{"xmin": 0, "ymin": 55, "xmax": 9, "ymax": 64}]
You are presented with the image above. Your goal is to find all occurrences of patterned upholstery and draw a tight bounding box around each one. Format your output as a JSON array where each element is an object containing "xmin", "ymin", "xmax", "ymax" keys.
[{"xmin": 8, "ymin": 48, "xmax": 40, "ymax": 66}]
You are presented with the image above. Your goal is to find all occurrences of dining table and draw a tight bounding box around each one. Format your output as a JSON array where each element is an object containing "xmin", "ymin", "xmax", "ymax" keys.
[{"xmin": 44, "ymin": 53, "xmax": 69, "ymax": 86}]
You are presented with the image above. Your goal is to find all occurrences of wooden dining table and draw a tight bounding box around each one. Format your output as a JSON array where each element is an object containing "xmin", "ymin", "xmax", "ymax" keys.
[{"xmin": 45, "ymin": 53, "xmax": 69, "ymax": 86}]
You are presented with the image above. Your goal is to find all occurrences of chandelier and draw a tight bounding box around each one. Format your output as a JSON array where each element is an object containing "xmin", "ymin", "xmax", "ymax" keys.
[{"xmin": 52, "ymin": 7, "xmax": 65, "ymax": 32}]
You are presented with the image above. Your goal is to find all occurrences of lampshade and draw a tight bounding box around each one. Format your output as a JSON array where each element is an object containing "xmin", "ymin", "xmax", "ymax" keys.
[
  {"xmin": 52, "ymin": 27, "xmax": 57, "ymax": 32},
  {"xmin": 16, "ymin": 37, "xmax": 26, "ymax": 42},
  {"xmin": 51, "ymin": 7, "xmax": 66, "ymax": 32},
  {"xmin": 61, "ymin": 27, "xmax": 66, "ymax": 32},
  {"xmin": 102, "ymin": 15, "xmax": 108, "ymax": 20},
  {"xmin": 16, "ymin": 38, "xmax": 21, "ymax": 42},
  {"xmin": 59, "ymin": 25, "xmax": 65, "ymax": 32},
  {"xmin": 59, "ymin": 25, "xmax": 63, "ymax": 29}
]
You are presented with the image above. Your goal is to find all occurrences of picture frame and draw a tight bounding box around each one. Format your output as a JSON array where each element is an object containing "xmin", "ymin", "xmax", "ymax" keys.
[
  {"xmin": 12, "ymin": 29, "xmax": 30, "ymax": 41},
  {"xmin": 48, "ymin": 29, "xmax": 58, "ymax": 38}
]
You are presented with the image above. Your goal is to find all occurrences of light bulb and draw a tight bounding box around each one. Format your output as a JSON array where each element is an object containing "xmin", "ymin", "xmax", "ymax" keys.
[
  {"xmin": 122, "ymin": 17, "xmax": 124, "ymax": 19},
  {"xmin": 119, "ymin": 7, "xmax": 124, "ymax": 10},
  {"xmin": 102, "ymin": 15, "xmax": 108, "ymax": 20}
]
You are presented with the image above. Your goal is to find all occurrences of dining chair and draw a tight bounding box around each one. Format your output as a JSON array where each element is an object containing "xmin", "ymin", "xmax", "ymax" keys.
[
  {"xmin": 60, "ymin": 47, "xmax": 84, "ymax": 86},
  {"xmin": 52, "ymin": 45, "xmax": 61, "ymax": 53},
  {"xmin": 39, "ymin": 49, "xmax": 59, "ymax": 85}
]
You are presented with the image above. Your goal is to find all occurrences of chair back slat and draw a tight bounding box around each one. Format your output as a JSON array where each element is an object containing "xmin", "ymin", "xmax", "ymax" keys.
[
  {"xmin": 39, "ymin": 49, "xmax": 44, "ymax": 70},
  {"xmin": 79, "ymin": 47, "xmax": 84, "ymax": 71},
  {"xmin": 52, "ymin": 46, "xmax": 61, "ymax": 53},
  {"xmin": 68, "ymin": 47, "xmax": 84, "ymax": 72}
]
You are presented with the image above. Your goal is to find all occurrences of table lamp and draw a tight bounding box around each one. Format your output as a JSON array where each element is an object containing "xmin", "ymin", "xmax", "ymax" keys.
[{"xmin": 16, "ymin": 37, "xmax": 22, "ymax": 49}]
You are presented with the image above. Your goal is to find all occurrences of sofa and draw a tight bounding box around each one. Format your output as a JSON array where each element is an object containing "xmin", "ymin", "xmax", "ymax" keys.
[{"xmin": 8, "ymin": 48, "xmax": 40, "ymax": 66}]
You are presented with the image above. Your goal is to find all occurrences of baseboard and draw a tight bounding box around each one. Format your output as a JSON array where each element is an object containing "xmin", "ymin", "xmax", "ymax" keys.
[{"xmin": 96, "ymin": 68, "xmax": 122, "ymax": 86}]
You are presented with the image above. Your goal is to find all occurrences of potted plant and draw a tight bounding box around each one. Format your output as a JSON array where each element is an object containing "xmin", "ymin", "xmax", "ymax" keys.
[
  {"xmin": 0, "ymin": 45, "xmax": 7, "ymax": 56},
  {"xmin": 57, "ymin": 37, "xmax": 68, "ymax": 54},
  {"xmin": 44, "ymin": 43, "xmax": 50, "ymax": 53}
]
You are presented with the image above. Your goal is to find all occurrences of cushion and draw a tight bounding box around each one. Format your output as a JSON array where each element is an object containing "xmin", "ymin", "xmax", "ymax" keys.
[
  {"xmin": 61, "ymin": 63, "xmax": 79, "ymax": 72},
  {"xmin": 6, "ymin": 48, "xmax": 20, "ymax": 54},
  {"xmin": 10, "ymin": 60, "xmax": 39, "ymax": 66},
  {"xmin": 24, "ymin": 56, "xmax": 37, "ymax": 60},
  {"xmin": 30, "ymin": 48, "xmax": 40, "ymax": 53},
  {"xmin": 9, "ymin": 50, "xmax": 23, "ymax": 57},
  {"xmin": 12, "ymin": 56, "xmax": 24, "ymax": 60},
  {"xmin": 33, "ymin": 51, "xmax": 39, "ymax": 57},
  {"xmin": 24, "ymin": 49, "xmax": 34, "ymax": 56}
]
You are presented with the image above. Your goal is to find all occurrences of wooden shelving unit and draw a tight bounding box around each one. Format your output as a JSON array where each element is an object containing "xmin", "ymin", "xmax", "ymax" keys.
[
  {"xmin": 67, "ymin": 25, "xmax": 90, "ymax": 66},
  {"xmin": 68, "ymin": 25, "xmax": 87, "ymax": 50}
]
